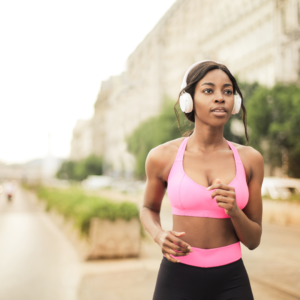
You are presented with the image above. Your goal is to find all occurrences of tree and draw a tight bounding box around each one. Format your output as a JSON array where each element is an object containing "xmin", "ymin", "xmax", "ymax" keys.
[
  {"xmin": 56, "ymin": 155, "xmax": 103, "ymax": 181},
  {"xmin": 126, "ymin": 97, "xmax": 247, "ymax": 178},
  {"xmin": 56, "ymin": 160, "xmax": 77, "ymax": 180},
  {"xmin": 126, "ymin": 99, "xmax": 187, "ymax": 178},
  {"xmin": 246, "ymin": 83, "xmax": 300, "ymax": 177}
]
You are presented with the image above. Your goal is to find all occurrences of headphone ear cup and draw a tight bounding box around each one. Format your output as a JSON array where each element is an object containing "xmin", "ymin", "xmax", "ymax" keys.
[
  {"xmin": 232, "ymin": 94, "xmax": 242, "ymax": 114},
  {"xmin": 179, "ymin": 93, "xmax": 193, "ymax": 113}
]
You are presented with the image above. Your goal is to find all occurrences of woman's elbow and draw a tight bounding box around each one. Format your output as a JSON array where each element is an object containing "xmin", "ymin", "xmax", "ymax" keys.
[{"xmin": 247, "ymin": 236, "xmax": 261, "ymax": 250}]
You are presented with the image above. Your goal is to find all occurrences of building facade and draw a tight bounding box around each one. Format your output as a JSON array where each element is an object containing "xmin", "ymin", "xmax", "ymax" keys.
[
  {"xmin": 79, "ymin": 0, "xmax": 300, "ymax": 177},
  {"xmin": 70, "ymin": 119, "xmax": 93, "ymax": 161}
]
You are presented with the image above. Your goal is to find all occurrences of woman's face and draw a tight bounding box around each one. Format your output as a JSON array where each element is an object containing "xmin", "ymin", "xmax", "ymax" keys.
[{"xmin": 193, "ymin": 69, "xmax": 234, "ymax": 126}]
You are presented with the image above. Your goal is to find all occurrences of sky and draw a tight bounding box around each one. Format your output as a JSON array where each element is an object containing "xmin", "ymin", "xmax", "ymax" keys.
[{"xmin": 0, "ymin": 0, "xmax": 176, "ymax": 164}]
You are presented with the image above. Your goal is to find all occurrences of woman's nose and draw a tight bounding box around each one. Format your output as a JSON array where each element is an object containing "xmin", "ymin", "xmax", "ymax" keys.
[{"xmin": 214, "ymin": 92, "xmax": 225, "ymax": 103}]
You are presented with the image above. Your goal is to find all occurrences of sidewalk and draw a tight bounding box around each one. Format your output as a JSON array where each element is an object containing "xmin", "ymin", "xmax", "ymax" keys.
[
  {"xmin": 77, "ymin": 189, "xmax": 300, "ymax": 300},
  {"xmin": 1, "ymin": 187, "xmax": 299, "ymax": 300}
]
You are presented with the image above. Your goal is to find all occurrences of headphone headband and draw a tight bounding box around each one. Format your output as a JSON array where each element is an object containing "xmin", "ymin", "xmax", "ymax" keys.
[
  {"xmin": 181, "ymin": 60, "xmax": 229, "ymax": 90},
  {"xmin": 179, "ymin": 60, "xmax": 241, "ymax": 115}
]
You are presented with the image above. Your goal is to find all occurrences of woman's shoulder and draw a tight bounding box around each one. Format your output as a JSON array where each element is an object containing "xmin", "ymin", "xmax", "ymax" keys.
[
  {"xmin": 230, "ymin": 142, "xmax": 264, "ymax": 182},
  {"xmin": 231, "ymin": 142, "xmax": 262, "ymax": 159},
  {"xmin": 147, "ymin": 137, "xmax": 186, "ymax": 163},
  {"xmin": 230, "ymin": 142, "xmax": 263, "ymax": 163},
  {"xmin": 145, "ymin": 137, "xmax": 186, "ymax": 178}
]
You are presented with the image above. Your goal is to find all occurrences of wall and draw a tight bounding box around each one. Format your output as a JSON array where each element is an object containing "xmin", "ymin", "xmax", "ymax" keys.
[{"xmin": 87, "ymin": 0, "xmax": 300, "ymax": 176}]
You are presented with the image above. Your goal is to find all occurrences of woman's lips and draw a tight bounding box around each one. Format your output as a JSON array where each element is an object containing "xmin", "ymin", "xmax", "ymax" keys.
[{"xmin": 211, "ymin": 109, "xmax": 227, "ymax": 116}]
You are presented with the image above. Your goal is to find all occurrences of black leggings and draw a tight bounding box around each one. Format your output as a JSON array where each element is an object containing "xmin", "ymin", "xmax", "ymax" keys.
[{"xmin": 153, "ymin": 257, "xmax": 254, "ymax": 300}]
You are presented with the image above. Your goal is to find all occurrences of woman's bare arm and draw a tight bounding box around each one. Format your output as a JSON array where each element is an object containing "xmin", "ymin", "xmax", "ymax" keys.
[
  {"xmin": 208, "ymin": 147, "xmax": 264, "ymax": 250},
  {"xmin": 140, "ymin": 144, "xmax": 192, "ymax": 262},
  {"xmin": 140, "ymin": 147, "xmax": 166, "ymax": 240},
  {"xmin": 231, "ymin": 148, "xmax": 264, "ymax": 249}
]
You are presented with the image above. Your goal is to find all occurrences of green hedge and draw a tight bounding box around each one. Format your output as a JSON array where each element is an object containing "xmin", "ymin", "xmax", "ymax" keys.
[{"xmin": 34, "ymin": 186, "xmax": 140, "ymax": 236}]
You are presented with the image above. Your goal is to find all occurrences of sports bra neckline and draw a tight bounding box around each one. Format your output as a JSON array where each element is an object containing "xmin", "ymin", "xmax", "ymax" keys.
[
  {"xmin": 166, "ymin": 137, "xmax": 249, "ymax": 219},
  {"xmin": 176, "ymin": 136, "xmax": 239, "ymax": 189}
]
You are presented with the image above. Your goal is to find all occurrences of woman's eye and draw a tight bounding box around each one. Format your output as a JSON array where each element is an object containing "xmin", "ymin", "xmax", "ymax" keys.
[
  {"xmin": 225, "ymin": 90, "xmax": 233, "ymax": 95},
  {"xmin": 204, "ymin": 89, "xmax": 213, "ymax": 94}
]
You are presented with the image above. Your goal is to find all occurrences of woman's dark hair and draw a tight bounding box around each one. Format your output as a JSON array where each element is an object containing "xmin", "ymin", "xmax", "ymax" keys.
[{"xmin": 174, "ymin": 61, "xmax": 249, "ymax": 143}]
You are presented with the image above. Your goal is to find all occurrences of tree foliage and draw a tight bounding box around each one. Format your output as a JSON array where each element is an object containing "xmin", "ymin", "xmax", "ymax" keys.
[
  {"xmin": 246, "ymin": 83, "xmax": 300, "ymax": 177},
  {"xmin": 56, "ymin": 154, "xmax": 103, "ymax": 181},
  {"xmin": 126, "ymin": 83, "xmax": 300, "ymax": 179},
  {"xmin": 126, "ymin": 99, "xmax": 188, "ymax": 178},
  {"xmin": 126, "ymin": 97, "xmax": 246, "ymax": 179}
]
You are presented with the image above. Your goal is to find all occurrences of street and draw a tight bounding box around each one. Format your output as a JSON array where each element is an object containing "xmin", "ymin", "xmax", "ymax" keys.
[
  {"xmin": 0, "ymin": 187, "xmax": 80, "ymax": 300},
  {"xmin": 0, "ymin": 187, "xmax": 299, "ymax": 300}
]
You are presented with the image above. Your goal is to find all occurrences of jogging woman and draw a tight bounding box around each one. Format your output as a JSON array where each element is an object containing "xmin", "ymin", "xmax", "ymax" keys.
[{"xmin": 140, "ymin": 60, "xmax": 263, "ymax": 299}]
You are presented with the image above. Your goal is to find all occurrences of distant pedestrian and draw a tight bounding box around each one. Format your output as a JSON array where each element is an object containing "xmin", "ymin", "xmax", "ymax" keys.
[
  {"xmin": 140, "ymin": 61, "xmax": 263, "ymax": 299},
  {"xmin": 4, "ymin": 180, "xmax": 14, "ymax": 201}
]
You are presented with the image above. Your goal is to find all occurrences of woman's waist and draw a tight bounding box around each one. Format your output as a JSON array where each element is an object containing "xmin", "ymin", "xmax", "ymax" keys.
[
  {"xmin": 172, "ymin": 216, "xmax": 239, "ymax": 249},
  {"xmin": 170, "ymin": 241, "xmax": 242, "ymax": 268},
  {"xmin": 171, "ymin": 207, "xmax": 230, "ymax": 218}
]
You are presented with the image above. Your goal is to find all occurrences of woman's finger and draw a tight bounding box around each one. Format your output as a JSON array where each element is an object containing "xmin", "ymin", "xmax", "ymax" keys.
[
  {"xmin": 163, "ymin": 245, "xmax": 189, "ymax": 257},
  {"xmin": 168, "ymin": 234, "xmax": 192, "ymax": 252},
  {"xmin": 167, "ymin": 236, "xmax": 191, "ymax": 253},
  {"xmin": 207, "ymin": 182, "xmax": 234, "ymax": 192},
  {"xmin": 164, "ymin": 253, "xmax": 180, "ymax": 263},
  {"xmin": 171, "ymin": 231, "xmax": 185, "ymax": 237},
  {"xmin": 210, "ymin": 189, "xmax": 234, "ymax": 198},
  {"xmin": 217, "ymin": 202, "xmax": 232, "ymax": 210},
  {"xmin": 163, "ymin": 240, "xmax": 191, "ymax": 255},
  {"xmin": 215, "ymin": 195, "xmax": 234, "ymax": 204}
]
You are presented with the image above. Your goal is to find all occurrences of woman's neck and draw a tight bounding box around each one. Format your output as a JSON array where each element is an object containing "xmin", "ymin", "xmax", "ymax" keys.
[{"xmin": 188, "ymin": 124, "xmax": 226, "ymax": 151}]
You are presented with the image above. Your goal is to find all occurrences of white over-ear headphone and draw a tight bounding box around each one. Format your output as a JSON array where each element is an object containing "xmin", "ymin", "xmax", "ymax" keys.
[{"xmin": 179, "ymin": 60, "xmax": 242, "ymax": 115}]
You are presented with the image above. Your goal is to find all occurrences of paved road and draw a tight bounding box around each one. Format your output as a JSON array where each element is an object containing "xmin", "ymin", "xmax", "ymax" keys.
[
  {"xmin": 0, "ymin": 187, "xmax": 80, "ymax": 300},
  {"xmin": 0, "ymin": 187, "xmax": 299, "ymax": 300}
]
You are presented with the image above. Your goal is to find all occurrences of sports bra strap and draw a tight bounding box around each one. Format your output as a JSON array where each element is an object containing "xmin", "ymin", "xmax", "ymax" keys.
[
  {"xmin": 226, "ymin": 140, "xmax": 248, "ymax": 182},
  {"xmin": 226, "ymin": 141, "xmax": 242, "ymax": 164},
  {"xmin": 175, "ymin": 137, "xmax": 189, "ymax": 161},
  {"xmin": 175, "ymin": 138, "xmax": 245, "ymax": 172}
]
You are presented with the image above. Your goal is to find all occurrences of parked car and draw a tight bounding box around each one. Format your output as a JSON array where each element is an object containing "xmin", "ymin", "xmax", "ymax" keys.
[
  {"xmin": 82, "ymin": 175, "xmax": 113, "ymax": 190},
  {"xmin": 261, "ymin": 177, "xmax": 300, "ymax": 200}
]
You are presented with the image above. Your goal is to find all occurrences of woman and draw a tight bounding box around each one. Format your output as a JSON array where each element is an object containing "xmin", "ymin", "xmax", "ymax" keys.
[{"xmin": 140, "ymin": 60, "xmax": 264, "ymax": 299}]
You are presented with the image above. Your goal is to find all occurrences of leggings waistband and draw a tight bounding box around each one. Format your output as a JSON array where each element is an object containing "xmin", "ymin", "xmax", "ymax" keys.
[{"xmin": 170, "ymin": 242, "xmax": 242, "ymax": 268}]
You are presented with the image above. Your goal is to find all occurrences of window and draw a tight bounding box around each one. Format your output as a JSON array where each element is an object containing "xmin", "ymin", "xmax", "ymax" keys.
[
  {"xmin": 281, "ymin": 7, "xmax": 286, "ymax": 33},
  {"xmin": 298, "ymin": 48, "xmax": 300, "ymax": 77},
  {"xmin": 298, "ymin": 0, "xmax": 300, "ymax": 24}
]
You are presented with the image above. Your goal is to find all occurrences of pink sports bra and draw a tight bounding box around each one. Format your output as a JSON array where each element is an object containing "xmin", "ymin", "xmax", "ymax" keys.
[{"xmin": 167, "ymin": 137, "xmax": 249, "ymax": 218}]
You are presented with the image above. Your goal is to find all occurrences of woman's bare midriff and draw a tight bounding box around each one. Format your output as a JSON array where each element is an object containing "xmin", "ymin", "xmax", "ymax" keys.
[{"xmin": 172, "ymin": 215, "xmax": 239, "ymax": 249}]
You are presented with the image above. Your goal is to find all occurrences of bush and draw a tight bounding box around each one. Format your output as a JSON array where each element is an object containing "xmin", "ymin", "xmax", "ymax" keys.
[
  {"xmin": 34, "ymin": 186, "xmax": 139, "ymax": 236},
  {"xmin": 56, "ymin": 154, "xmax": 103, "ymax": 181}
]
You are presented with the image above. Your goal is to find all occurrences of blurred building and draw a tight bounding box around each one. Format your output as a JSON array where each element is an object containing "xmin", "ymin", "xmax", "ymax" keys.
[
  {"xmin": 73, "ymin": 0, "xmax": 300, "ymax": 177},
  {"xmin": 70, "ymin": 119, "xmax": 93, "ymax": 161},
  {"xmin": 92, "ymin": 74, "xmax": 136, "ymax": 177},
  {"xmin": 0, "ymin": 157, "xmax": 63, "ymax": 184}
]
